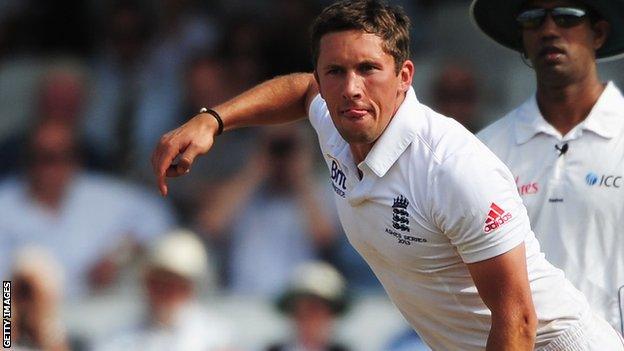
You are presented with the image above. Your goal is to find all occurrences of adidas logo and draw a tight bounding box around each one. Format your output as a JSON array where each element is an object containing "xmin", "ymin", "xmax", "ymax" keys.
[{"xmin": 483, "ymin": 203, "xmax": 513, "ymax": 233}]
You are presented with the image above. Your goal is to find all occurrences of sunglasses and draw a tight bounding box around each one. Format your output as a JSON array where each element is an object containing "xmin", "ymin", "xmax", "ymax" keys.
[{"xmin": 516, "ymin": 7, "xmax": 588, "ymax": 29}]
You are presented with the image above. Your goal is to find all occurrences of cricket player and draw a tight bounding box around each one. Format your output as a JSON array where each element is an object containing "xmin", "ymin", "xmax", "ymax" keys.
[
  {"xmin": 473, "ymin": 0, "xmax": 624, "ymax": 335},
  {"xmin": 152, "ymin": 0, "xmax": 623, "ymax": 349}
]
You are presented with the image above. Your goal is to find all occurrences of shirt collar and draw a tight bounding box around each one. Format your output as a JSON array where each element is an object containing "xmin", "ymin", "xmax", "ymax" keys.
[
  {"xmin": 579, "ymin": 82, "xmax": 624, "ymax": 139},
  {"xmin": 513, "ymin": 95, "xmax": 562, "ymax": 144},
  {"xmin": 514, "ymin": 82, "xmax": 624, "ymax": 144},
  {"xmin": 360, "ymin": 87, "xmax": 421, "ymax": 178}
]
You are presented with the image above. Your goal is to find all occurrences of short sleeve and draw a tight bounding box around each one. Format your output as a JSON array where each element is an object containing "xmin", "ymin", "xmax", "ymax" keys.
[{"xmin": 429, "ymin": 145, "xmax": 530, "ymax": 263}]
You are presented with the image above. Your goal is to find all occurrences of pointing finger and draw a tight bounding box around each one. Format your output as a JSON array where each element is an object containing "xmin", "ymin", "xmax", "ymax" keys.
[{"xmin": 156, "ymin": 144, "xmax": 181, "ymax": 196}]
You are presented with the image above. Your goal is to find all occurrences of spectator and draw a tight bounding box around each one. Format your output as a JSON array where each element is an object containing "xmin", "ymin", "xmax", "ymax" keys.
[
  {"xmin": 430, "ymin": 63, "xmax": 483, "ymax": 133},
  {"xmin": 217, "ymin": 13, "xmax": 268, "ymax": 91},
  {"xmin": 0, "ymin": 61, "xmax": 108, "ymax": 178},
  {"xmin": 181, "ymin": 54, "xmax": 233, "ymax": 119},
  {"xmin": 85, "ymin": 0, "xmax": 219, "ymax": 179},
  {"xmin": 10, "ymin": 246, "xmax": 69, "ymax": 351},
  {"xmin": 0, "ymin": 119, "xmax": 175, "ymax": 297},
  {"xmin": 167, "ymin": 53, "xmax": 253, "ymax": 220},
  {"xmin": 268, "ymin": 261, "xmax": 350, "ymax": 351},
  {"xmin": 196, "ymin": 125, "xmax": 338, "ymax": 296},
  {"xmin": 95, "ymin": 229, "xmax": 234, "ymax": 351},
  {"xmin": 82, "ymin": 1, "xmax": 153, "ymax": 173},
  {"xmin": 129, "ymin": 0, "xmax": 218, "ymax": 179}
]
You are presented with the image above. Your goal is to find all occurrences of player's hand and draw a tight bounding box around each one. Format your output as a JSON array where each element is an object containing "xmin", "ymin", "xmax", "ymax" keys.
[{"xmin": 151, "ymin": 114, "xmax": 219, "ymax": 196}]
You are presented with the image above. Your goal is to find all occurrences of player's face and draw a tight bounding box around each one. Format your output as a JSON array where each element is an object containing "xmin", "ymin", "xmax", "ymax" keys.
[
  {"xmin": 521, "ymin": 0, "xmax": 609, "ymax": 85},
  {"xmin": 315, "ymin": 30, "xmax": 413, "ymax": 148}
]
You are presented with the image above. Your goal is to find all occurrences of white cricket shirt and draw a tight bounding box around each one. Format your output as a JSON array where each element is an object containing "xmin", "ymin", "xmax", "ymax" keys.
[
  {"xmin": 478, "ymin": 82, "xmax": 624, "ymax": 332},
  {"xmin": 308, "ymin": 87, "xmax": 590, "ymax": 350}
]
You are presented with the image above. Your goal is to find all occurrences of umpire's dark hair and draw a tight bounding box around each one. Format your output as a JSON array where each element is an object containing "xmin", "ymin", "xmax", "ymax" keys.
[{"xmin": 310, "ymin": 0, "xmax": 410, "ymax": 74}]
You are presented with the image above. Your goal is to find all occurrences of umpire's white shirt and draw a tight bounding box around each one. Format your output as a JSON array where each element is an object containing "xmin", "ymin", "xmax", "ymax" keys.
[
  {"xmin": 478, "ymin": 82, "xmax": 624, "ymax": 332},
  {"xmin": 308, "ymin": 87, "xmax": 590, "ymax": 350}
]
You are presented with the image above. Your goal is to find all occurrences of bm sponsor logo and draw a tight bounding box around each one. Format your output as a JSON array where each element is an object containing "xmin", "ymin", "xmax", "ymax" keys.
[
  {"xmin": 329, "ymin": 159, "xmax": 347, "ymax": 197},
  {"xmin": 585, "ymin": 172, "xmax": 622, "ymax": 188}
]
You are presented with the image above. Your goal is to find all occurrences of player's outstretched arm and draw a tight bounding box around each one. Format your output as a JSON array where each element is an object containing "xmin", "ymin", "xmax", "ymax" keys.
[
  {"xmin": 467, "ymin": 243, "xmax": 538, "ymax": 351},
  {"xmin": 151, "ymin": 73, "xmax": 318, "ymax": 196}
]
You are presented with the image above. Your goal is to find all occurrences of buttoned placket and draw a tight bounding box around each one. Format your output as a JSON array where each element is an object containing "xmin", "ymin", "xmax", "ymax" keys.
[{"xmin": 347, "ymin": 160, "xmax": 376, "ymax": 207}]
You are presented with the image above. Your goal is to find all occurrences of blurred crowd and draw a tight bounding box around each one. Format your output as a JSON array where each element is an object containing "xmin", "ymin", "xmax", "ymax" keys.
[{"xmin": 1, "ymin": 0, "xmax": 623, "ymax": 350}]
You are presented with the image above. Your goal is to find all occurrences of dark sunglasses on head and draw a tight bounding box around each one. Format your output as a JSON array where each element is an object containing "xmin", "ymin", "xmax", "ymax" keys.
[{"xmin": 516, "ymin": 7, "xmax": 587, "ymax": 29}]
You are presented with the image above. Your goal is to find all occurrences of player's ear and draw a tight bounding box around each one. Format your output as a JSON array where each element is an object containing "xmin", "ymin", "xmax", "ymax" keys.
[
  {"xmin": 313, "ymin": 70, "xmax": 324, "ymax": 99},
  {"xmin": 592, "ymin": 20, "xmax": 610, "ymax": 51},
  {"xmin": 398, "ymin": 60, "xmax": 414, "ymax": 93}
]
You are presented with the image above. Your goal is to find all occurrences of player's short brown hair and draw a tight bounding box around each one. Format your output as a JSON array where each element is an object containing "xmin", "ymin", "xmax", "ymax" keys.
[{"xmin": 310, "ymin": 0, "xmax": 411, "ymax": 74}]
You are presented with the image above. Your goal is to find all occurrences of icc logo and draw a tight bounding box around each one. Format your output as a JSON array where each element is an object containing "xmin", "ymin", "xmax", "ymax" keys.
[
  {"xmin": 585, "ymin": 172, "xmax": 599, "ymax": 186},
  {"xmin": 586, "ymin": 172, "xmax": 621, "ymax": 188}
]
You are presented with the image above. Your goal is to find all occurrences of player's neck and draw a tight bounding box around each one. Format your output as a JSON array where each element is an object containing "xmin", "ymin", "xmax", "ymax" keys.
[
  {"xmin": 349, "ymin": 143, "xmax": 373, "ymax": 167},
  {"xmin": 349, "ymin": 91, "xmax": 407, "ymax": 167},
  {"xmin": 535, "ymin": 73, "xmax": 605, "ymax": 136}
]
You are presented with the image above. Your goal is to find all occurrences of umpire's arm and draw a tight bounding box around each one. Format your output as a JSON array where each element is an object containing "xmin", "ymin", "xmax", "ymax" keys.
[
  {"xmin": 467, "ymin": 243, "xmax": 538, "ymax": 351},
  {"xmin": 151, "ymin": 73, "xmax": 319, "ymax": 196}
]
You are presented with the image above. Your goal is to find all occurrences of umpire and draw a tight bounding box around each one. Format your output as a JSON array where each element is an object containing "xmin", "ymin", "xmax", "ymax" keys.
[{"xmin": 473, "ymin": 0, "xmax": 624, "ymax": 338}]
